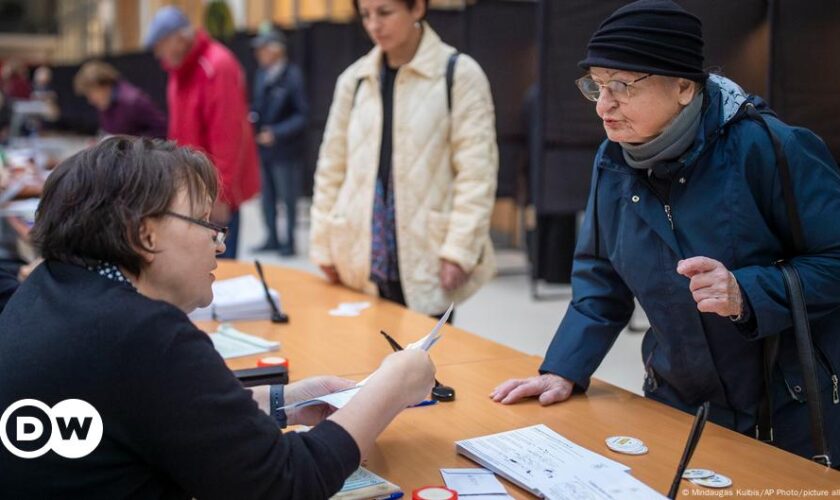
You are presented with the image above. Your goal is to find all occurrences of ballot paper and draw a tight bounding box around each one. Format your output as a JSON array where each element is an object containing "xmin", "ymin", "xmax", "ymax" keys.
[
  {"xmin": 440, "ymin": 468, "xmax": 512, "ymax": 498},
  {"xmin": 189, "ymin": 275, "xmax": 281, "ymax": 322},
  {"xmin": 456, "ymin": 425, "xmax": 664, "ymax": 500},
  {"xmin": 208, "ymin": 323, "xmax": 280, "ymax": 359},
  {"xmin": 280, "ymin": 304, "xmax": 453, "ymax": 412},
  {"xmin": 406, "ymin": 302, "xmax": 453, "ymax": 351}
]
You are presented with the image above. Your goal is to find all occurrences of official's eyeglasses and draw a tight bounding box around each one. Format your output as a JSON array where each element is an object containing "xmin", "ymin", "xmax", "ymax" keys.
[{"xmin": 162, "ymin": 211, "xmax": 228, "ymax": 246}]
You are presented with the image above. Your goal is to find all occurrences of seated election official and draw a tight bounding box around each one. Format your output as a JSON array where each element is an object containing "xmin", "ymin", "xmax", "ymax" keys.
[
  {"xmin": 0, "ymin": 136, "xmax": 436, "ymax": 498},
  {"xmin": 492, "ymin": 0, "xmax": 840, "ymax": 465}
]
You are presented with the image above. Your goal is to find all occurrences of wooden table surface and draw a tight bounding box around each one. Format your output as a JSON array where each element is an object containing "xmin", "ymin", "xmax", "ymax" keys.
[
  {"xmin": 198, "ymin": 260, "xmax": 528, "ymax": 378},
  {"xmin": 207, "ymin": 261, "xmax": 840, "ymax": 498}
]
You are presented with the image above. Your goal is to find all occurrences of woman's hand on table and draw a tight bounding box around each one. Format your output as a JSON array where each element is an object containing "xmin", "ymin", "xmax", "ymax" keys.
[{"xmin": 490, "ymin": 373, "xmax": 574, "ymax": 405}]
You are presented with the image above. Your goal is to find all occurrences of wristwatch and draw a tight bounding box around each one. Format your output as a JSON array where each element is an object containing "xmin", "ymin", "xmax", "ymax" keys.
[{"xmin": 269, "ymin": 384, "xmax": 288, "ymax": 429}]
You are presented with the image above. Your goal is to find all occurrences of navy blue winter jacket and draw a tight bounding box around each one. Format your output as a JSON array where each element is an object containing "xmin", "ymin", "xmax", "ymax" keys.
[{"xmin": 541, "ymin": 75, "xmax": 840, "ymax": 461}]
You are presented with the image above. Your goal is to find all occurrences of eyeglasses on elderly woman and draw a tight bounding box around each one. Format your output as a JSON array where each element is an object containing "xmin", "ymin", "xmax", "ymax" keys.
[{"xmin": 575, "ymin": 73, "xmax": 653, "ymax": 103}]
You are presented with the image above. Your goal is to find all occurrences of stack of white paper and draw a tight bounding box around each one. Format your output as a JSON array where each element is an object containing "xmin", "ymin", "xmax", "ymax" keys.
[
  {"xmin": 189, "ymin": 275, "xmax": 282, "ymax": 322},
  {"xmin": 456, "ymin": 425, "xmax": 665, "ymax": 500}
]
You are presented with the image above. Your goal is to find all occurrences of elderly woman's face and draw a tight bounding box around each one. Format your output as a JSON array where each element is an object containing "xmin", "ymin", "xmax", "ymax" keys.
[
  {"xmin": 140, "ymin": 188, "xmax": 224, "ymax": 313},
  {"xmin": 591, "ymin": 67, "xmax": 695, "ymax": 144}
]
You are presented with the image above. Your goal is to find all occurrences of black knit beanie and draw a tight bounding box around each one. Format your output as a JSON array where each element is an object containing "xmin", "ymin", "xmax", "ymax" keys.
[{"xmin": 579, "ymin": 0, "xmax": 707, "ymax": 82}]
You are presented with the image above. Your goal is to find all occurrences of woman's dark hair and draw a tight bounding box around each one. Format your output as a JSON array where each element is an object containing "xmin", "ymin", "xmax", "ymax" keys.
[
  {"xmin": 352, "ymin": 0, "xmax": 427, "ymax": 16},
  {"xmin": 31, "ymin": 136, "xmax": 219, "ymax": 275}
]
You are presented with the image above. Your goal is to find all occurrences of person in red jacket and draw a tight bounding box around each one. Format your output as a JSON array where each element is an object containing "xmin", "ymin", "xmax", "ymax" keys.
[{"xmin": 145, "ymin": 6, "xmax": 259, "ymax": 258}]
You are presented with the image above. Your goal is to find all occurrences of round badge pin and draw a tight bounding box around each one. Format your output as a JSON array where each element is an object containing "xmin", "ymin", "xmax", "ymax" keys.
[
  {"xmin": 691, "ymin": 473, "xmax": 733, "ymax": 489},
  {"xmin": 682, "ymin": 468, "xmax": 715, "ymax": 480},
  {"xmin": 605, "ymin": 436, "xmax": 647, "ymax": 455}
]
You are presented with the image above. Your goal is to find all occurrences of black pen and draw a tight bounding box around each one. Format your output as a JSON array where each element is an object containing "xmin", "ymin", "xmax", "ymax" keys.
[
  {"xmin": 667, "ymin": 401, "xmax": 710, "ymax": 499},
  {"xmin": 255, "ymin": 260, "xmax": 289, "ymax": 323},
  {"xmin": 380, "ymin": 330, "xmax": 455, "ymax": 402}
]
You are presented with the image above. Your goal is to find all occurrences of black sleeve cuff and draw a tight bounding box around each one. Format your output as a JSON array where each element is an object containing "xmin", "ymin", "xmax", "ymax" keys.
[
  {"xmin": 293, "ymin": 420, "xmax": 361, "ymax": 495},
  {"xmin": 733, "ymin": 284, "xmax": 758, "ymax": 336}
]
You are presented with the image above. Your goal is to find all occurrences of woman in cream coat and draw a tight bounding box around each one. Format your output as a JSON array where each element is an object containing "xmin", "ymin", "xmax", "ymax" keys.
[{"xmin": 310, "ymin": 0, "xmax": 498, "ymax": 316}]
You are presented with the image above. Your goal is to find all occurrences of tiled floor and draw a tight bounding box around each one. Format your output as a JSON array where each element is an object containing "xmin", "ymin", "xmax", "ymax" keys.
[{"xmin": 236, "ymin": 198, "xmax": 648, "ymax": 396}]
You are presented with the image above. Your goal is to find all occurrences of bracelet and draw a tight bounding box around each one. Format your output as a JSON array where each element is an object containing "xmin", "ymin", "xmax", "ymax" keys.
[{"xmin": 269, "ymin": 384, "xmax": 288, "ymax": 429}]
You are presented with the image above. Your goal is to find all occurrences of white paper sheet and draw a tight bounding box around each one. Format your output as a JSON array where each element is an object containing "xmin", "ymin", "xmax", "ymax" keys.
[
  {"xmin": 441, "ymin": 468, "xmax": 511, "ymax": 497},
  {"xmin": 455, "ymin": 425, "xmax": 664, "ymax": 499},
  {"xmin": 208, "ymin": 323, "xmax": 280, "ymax": 359},
  {"xmin": 328, "ymin": 302, "xmax": 371, "ymax": 317}
]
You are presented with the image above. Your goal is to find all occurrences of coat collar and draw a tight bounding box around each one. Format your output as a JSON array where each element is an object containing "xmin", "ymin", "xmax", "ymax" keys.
[{"xmin": 355, "ymin": 23, "xmax": 447, "ymax": 81}]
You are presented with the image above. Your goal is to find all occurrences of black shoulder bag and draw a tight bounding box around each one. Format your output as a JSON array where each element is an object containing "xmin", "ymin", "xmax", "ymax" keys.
[{"xmin": 745, "ymin": 103, "xmax": 832, "ymax": 467}]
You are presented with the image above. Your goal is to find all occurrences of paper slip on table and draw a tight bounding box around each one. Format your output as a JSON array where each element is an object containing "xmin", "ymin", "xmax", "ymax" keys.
[{"xmin": 204, "ymin": 262, "xmax": 840, "ymax": 497}]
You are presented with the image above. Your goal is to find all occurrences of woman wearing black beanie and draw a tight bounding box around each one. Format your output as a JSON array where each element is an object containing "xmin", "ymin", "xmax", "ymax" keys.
[{"xmin": 494, "ymin": 0, "xmax": 840, "ymax": 467}]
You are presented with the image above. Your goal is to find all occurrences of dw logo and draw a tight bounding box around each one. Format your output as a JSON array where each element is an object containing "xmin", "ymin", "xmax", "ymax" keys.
[{"xmin": 0, "ymin": 399, "xmax": 103, "ymax": 459}]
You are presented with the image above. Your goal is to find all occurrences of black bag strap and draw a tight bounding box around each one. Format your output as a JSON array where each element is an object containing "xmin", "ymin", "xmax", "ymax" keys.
[
  {"xmin": 445, "ymin": 52, "xmax": 459, "ymax": 113},
  {"xmin": 350, "ymin": 52, "xmax": 460, "ymax": 113},
  {"xmin": 743, "ymin": 104, "xmax": 805, "ymax": 255},
  {"xmin": 778, "ymin": 262, "xmax": 832, "ymax": 467},
  {"xmin": 742, "ymin": 103, "xmax": 831, "ymax": 466}
]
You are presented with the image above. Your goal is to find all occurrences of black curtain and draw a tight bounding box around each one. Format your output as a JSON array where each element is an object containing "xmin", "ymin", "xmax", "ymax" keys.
[{"xmin": 769, "ymin": 0, "xmax": 840, "ymax": 161}]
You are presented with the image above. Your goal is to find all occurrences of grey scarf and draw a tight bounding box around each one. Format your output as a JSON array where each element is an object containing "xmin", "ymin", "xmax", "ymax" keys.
[{"xmin": 621, "ymin": 92, "xmax": 704, "ymax": 170}]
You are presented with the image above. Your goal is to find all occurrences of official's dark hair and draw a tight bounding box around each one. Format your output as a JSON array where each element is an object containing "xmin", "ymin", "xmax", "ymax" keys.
[
  {"xmin": 352, "ymin": 0, "xmax": 427, "ymax": 17},
  {"xmin": 31, "ymin": 136, "xmax": 219, "ymax": 275}
]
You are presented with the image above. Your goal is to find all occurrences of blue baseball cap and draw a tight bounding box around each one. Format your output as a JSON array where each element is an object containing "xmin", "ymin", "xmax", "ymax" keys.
[{"xmin": 144, "ymin": 6, "xmax": 191, "ymax": 49}]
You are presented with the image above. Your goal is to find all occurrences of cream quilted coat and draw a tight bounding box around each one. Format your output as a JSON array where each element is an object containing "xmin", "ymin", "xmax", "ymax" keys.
[{"xmin": 310, "ymin": 25, "xmax": 498, "ymax": 315}]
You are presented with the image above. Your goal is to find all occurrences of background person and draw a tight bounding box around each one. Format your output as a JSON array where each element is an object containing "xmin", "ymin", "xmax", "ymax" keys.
[
  {"xmin": 74, "ymin": 61, "xmax": 167, "ymax": 139},
  {"xmin": 250, "ymin": 29, "xmax": 309, "ymax": 257},
  {"xmin": 310, "ymin": 0, "xmax": 498, "ymax": 317},
  {"xmin": 146, "ymin": 6, "xmax": 260, "ymax": 259}
]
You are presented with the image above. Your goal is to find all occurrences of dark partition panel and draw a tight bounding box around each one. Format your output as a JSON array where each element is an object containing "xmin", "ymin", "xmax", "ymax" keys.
[
  {"xmin": 426, "ymin": 9, "xmax": 467, "ymax": 51},
  {"xmin": 298, "ymin": 22, "xmax": 371, "ymax": 194},
  {"xmin": 682, "ymin": 0, "xmax": 769, "ymax": 96},
  {"xmin": 466, "ymin": 0, "xmax": 536, "ymax": 198},
  {"xmin": 535, "ymin": 0, "xmax": 619, "ymax": 214},
  {"xmin": 770, "ymin": 0, "xmax": 840, "ymax": 161}
]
